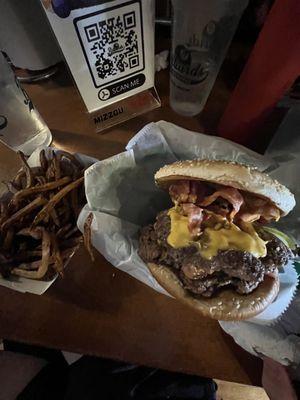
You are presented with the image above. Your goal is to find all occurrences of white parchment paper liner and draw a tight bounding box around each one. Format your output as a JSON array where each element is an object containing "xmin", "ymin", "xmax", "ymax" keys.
[
  {"xmin": 0, "ymin": 147, "xmax": 97, "ymax": 294},
  {"xmin": 78, "ymin": 120, "xmax": 298, "ymax": 324},
  {"xmin": 221, "ymin": 107, "xmax": 300, "ymax": 369}
]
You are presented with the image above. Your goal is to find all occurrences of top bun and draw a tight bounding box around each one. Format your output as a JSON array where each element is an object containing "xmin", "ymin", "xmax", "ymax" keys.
[{"xmin": 155, "ymin": 159, "xmax": 295, "ymax": 216}]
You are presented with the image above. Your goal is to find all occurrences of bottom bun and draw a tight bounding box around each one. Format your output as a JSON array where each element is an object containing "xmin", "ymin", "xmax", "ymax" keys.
[{"xmin": 147, "ymin": 263, "xmax": 280, "ymax": 321}]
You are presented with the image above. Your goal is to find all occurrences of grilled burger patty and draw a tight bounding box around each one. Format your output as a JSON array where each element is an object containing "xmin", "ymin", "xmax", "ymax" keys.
[{"xmin": 138, "ymin": 211, "xmax": 293, "ymax": 297}]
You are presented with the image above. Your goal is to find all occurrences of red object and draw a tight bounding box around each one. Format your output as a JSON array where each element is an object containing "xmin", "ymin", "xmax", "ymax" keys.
[{"xmin": 218, "ymin": 0, "xmax": 300, "ymax": 148}]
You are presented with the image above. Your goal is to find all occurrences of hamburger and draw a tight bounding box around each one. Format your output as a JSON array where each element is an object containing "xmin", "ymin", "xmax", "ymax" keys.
[{"xmin": 138, "ymin": 159, "xmax": 296, "ymax": 320}]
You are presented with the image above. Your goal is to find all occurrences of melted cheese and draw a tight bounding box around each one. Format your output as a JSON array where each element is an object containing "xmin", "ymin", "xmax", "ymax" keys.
[
  {"xmin": 200, "ymin": 224, "xmax": 267, "ymax": 259},
  {"xmin": 167, "ymin": 207, "xmax": 267, "ymax": 260},
  {"xmin": 167, "ymin": 208, "xmax": 192, "ymax": 248}
]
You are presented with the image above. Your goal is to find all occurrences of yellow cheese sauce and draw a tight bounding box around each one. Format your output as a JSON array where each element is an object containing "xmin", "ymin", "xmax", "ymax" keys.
[
  {"xmin": 200, "ymin": 224, "xmax": 267, "ymax": 259},
  {"xmin": 167, "ymin": 208, "xmax": 191, "ymax": 248},
  {"xmin": 167, "ymin": 207, "xmax": 267, "ymax": 260}
]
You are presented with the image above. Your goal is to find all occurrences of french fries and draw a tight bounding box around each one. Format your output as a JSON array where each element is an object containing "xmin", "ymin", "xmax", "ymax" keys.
[
  {"xmin": 83, "ymin": 212, "xmax": 94, "ymax": 262},
  {"xmin": 0, "ymin": 150, "xmax": 87, "ymax": 280}
]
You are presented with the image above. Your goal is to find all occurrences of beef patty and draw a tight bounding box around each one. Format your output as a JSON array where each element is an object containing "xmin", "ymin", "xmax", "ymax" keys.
[{"xmin": 138, "ymin": 211, "xmax": 292, "ymax": 297}]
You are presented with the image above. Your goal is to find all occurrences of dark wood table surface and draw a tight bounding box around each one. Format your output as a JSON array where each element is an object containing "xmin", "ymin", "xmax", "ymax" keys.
[{"xmin": 0, "ymin": 65, "xmax": 263, "ymax": 385}]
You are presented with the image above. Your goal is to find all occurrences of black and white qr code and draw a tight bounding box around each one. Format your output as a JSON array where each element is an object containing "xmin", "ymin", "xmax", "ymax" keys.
[{"xmin": 74, "ymin": 1, "xmax": 144, "ymax": 88}]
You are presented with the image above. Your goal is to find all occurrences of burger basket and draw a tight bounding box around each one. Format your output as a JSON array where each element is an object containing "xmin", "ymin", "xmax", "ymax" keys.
[{"xmin": 78, "ymin": 120, "xmax": 298, "ymax": 325}]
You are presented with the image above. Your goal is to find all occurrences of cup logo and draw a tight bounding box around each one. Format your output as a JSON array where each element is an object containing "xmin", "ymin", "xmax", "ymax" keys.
[{"xmin": 171, "ymin": 44, "xmax": 210, "ymax": 85}]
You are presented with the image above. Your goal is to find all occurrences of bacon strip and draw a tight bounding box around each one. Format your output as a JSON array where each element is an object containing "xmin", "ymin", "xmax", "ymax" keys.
[
  {"xmin": 169, "ymin": 181, "xmax": 191, "ymax": 203},
  {"xmin": 181, "ymin": 203, "xmax": 204, "ymax": 237},
  {"xmin": 169, "ymin": 180, "xmax": 280, "ymax": 223},
  {"xmin": 238, "ymin": 197, "xmax": 280, "ymax": 222},
  {"xmin": 237, "ymin": 212, "xmax": 260, "ymax": 222},
  {"xmin": 190, "ymin": 181, "xmax": 210, "ymax": 204},
  {"xmin": 262, "ymin": 206, "xmax": 281, "ymax": 222},
  {"xmin": 169, "ymin": 180, "xmax": 209, "ymax": 205},
  {"xmin": 200, "ymin": 187, "xmax": 244, "ymax": 220}
]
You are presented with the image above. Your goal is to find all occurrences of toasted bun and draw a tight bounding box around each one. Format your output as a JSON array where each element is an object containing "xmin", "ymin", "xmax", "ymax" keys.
[
  {"xmin": 148, "ymin": 263, "xmax": 279, "ymax": 321},
  {"xmin": 155, "ymin": 159, "xmax": 295, "ymax": 216}
]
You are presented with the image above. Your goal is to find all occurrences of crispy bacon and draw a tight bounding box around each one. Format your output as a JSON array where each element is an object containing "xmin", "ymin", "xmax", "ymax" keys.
[
  {"xmin": 200, "ymin": 187, "xmax": 244, "ymax": 220},
  {"xmin": 260, "ymin": 208, "xmax": 281, "ymax": 222},
  {"xmin": 181, "ymin": 203, "xmax": 204, "ymax": 237},
  {"xmin": 169, "ymin": 181, "xmax": 190, "ymax": 203},
  {"xmin": 238, "ymin": 196, "xmax": 280, "ymax": 223},
  {"xmin": 169, "ymin": 180, "xmax": 210, "ymax": 204},
  {"xmin": 205, "ymin": 199, "xmax": 231, "ymax": 217},
  {"xmin": 190, "ymin": 181, "xmax": 210, "ymax": 204},
  {"xmin": 237, "ymin": 211, "xmax": 260, "ymax": 223},
  {"xmin": 169, "ymin": 179, "xmax": 280, "ymax": 224}
]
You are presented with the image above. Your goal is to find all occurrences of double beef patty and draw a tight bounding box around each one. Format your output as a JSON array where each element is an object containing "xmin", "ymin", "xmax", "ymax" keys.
[{"xmin": 138, "ymin": 210, "xmax": 292, "ymax": 297}]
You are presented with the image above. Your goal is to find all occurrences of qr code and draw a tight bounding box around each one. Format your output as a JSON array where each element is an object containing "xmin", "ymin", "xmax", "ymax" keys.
[{"xmin": 74, "ymin": 1, "xmax": 144, "ymax": 88}]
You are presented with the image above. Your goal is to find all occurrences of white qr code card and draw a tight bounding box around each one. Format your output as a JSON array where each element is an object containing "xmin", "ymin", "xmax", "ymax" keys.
[
  {"xmin": 42, "ymin": 0, "xmax": 155, "ymax": 113},
  {"xmin": 74, "ymin": 1, "xmax": 144, "ymax": 88}
]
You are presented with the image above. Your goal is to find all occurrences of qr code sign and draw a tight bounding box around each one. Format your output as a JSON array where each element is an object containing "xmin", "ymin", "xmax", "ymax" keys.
[{"xmin": 74, "ymin": 1, "xmax": 144, "ymax": 88}]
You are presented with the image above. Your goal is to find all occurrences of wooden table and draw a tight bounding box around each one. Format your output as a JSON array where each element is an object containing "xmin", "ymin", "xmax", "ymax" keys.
[{"xmin": 0, "ymin": 65, "xmax": 262, "ymax": 385}]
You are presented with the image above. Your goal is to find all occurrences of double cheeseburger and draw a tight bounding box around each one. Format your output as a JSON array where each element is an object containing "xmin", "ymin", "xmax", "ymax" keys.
[{"xmin": 138, "ymin": 160, "xmax": 296, "ymax": 320}]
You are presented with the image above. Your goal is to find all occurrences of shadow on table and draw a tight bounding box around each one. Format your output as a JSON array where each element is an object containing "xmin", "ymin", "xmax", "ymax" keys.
[
  {"xmin": 46, "ymin": 244, "xmax": 140, "ymax": 316},
  {"xmin": 220, "ymin": 328, "xmax": 263, "ymax": 386}
]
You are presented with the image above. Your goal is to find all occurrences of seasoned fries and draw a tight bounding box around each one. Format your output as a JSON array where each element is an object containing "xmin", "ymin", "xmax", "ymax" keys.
[
  {"xmin": 0, "ymin": 150, "xmax": 87, "ymax": 280},
  {"xmin": 33, "ymin": 177, "xmax": 84, "ymax": 226},
  {"xmin": 83, "ymin": 212, "xmax": 95, "ymax": 263}
]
